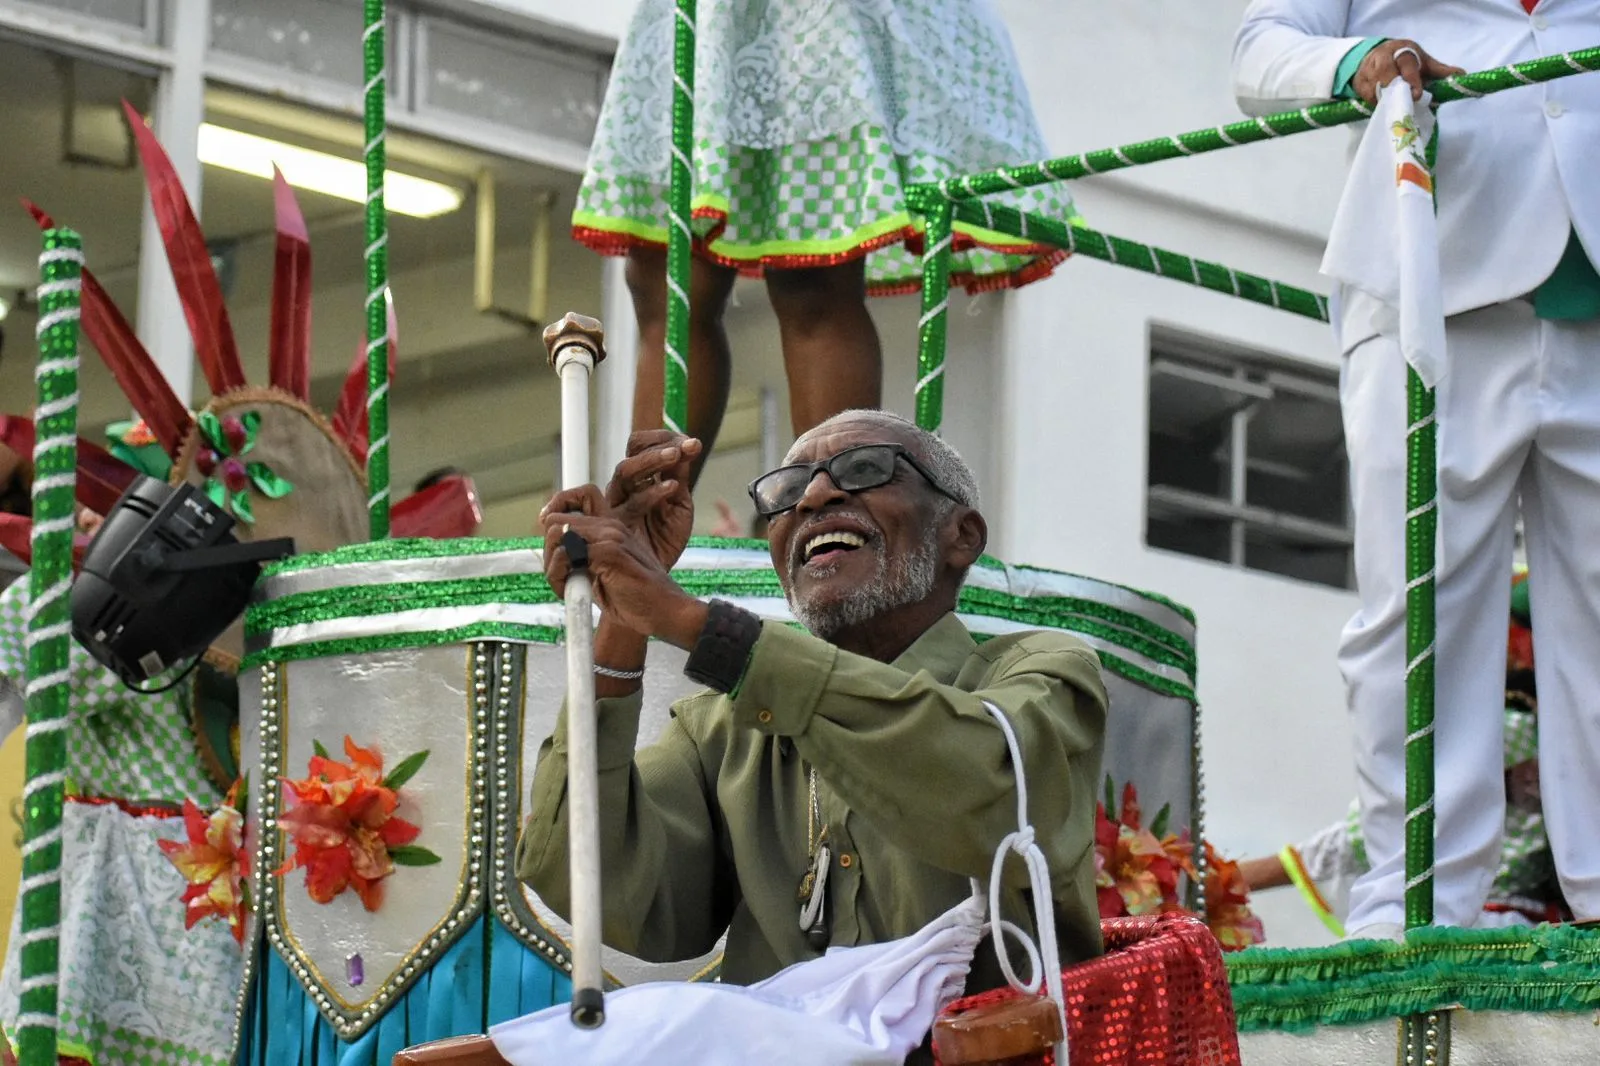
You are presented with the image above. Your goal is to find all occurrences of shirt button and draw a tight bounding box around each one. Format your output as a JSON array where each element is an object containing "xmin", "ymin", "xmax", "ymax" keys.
[
  {"xmin": 757, "ymin": 710, "xmax": 773, "ymax": 724},
  {"xmin": 838, "ymin": 853, "xmax": 853, "ymax": 868},
  {"xmin": 1546, "ymin": 100, "xmax": 1564, "ymax": 118},
  {"xmin": 1532, "ymin": 14, "xmax": 1548, "ymax": 31}
]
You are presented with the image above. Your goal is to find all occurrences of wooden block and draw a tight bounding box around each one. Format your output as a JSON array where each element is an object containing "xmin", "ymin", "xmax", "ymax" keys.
[
  {"xmin": 391, "ymin": 1035, "xmax": 512, "ymax": 1066},
  {"xmin": 932, "ymin": 994, "xmax": 1063, "ymax": 1065}
]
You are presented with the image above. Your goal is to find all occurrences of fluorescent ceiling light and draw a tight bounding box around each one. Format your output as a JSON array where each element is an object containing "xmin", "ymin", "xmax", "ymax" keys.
[{"xmin": 197, "ymin": 124, "xmax": 464, "ymax": 219}]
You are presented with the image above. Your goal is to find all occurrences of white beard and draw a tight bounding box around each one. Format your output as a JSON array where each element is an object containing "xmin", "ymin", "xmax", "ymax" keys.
[{"xmin": 787, "ymin": 525, "xmax": 941, "ymax": 641}]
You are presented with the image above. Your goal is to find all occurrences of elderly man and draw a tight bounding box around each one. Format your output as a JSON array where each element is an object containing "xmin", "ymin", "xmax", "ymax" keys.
[
  {"xmin": 1234, "ymin": 1, "xmax": 1600, "ymax": 938},
  {"xmin": 518, "ymin": 410, "xmax": 1107, "ymax": 1026}
]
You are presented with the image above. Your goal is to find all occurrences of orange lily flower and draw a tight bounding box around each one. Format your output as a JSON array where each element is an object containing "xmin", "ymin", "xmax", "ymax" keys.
[
  {"xmin": 157, "ymin": 781, "xmax": 247, "ymax": 944},
  {"xmin": 276, "ymin": 735, "xmax": 429, "ymax": 912}
]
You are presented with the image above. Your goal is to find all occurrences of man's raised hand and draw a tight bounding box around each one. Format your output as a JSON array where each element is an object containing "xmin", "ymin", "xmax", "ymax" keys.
[
  {"xmin": 1354, "ymin": 39, "xmax": 1466, "ymax": 105},
  {"xmin": 604, "ymin": 431, "xmax": 702, "ymax": 571}
]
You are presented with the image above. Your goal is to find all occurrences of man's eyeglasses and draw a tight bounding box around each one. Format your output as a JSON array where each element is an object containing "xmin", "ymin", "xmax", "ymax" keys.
[{"xmin": 747, "ymin": 443, "xmax": 960, "ymax": 518}]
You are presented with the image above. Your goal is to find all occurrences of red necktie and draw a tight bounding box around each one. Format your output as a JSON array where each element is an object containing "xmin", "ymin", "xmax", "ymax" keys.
[{"xmin": 1522, "ymin": 0, "xmax": 1539, "ymax": 11}]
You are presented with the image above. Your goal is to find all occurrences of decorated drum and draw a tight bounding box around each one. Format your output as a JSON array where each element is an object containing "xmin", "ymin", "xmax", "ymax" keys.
[{"xmin": 235, "ymin": 537, "xmax": 1200, "ymax": 1062}]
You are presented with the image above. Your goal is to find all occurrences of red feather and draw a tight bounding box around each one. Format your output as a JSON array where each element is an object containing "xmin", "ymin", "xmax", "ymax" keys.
[
  {"xmin": 1, "ymin": 416, "xmax": 139, "ymax": 515},
  {"xmin": 21, "ymin": 199, "xmax": 193, "ymax": 454},
  {"xmin": 122, "ymin": 99, "xmax": 246, "ymax": 396},
  {"xmin": 20, "ymin": 198, "xmax": 54, "ymax": 228},
  {"xmin": 0, "ymin": 414, "xmax": 31, "ymax": 459},
  {"xmin": 392, "ymin": 475, "xmax": 484, "ymax": 539},
  {"xmin": 268, "ymin": 168, "xmax": 313, "ymax": 401},
  {"xmin": 75, "ymin": 439, "xmax": 138, "ymax": 515},
  {"xmin": 331, "ymin": 296, "xmax": 399, "ymax": 462},
  {"xmin": 82, "ymin": 271, "xmax": 195, "ymax": 455},
  {"xmin": 0, "ymin": 514, "xmax": 90, "ymax": 570}
]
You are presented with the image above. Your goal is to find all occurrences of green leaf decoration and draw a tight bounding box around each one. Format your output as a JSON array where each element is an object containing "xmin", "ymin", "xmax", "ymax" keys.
[
  {"xmin": 239, "ymin": 409, "xmax": 262, "ymax": 450},
  {"xmin": 231, "ymin": 489, "xmax": 255, "ymax": 525},
  {"xmin": 382, "ymin": 749, "xmax": 431, "ymax": 792},
  {"xmin": 1103, "ymin": 774, "xmax": 1116, "ymax": 817},
  {"xmin": 204, "ymin": 479, "xmax": 228, "ymax": 510},
  {"xmin": 312, "ymin": 739, "xmax": 331, "ymax": 759},
  {"xmin": 389, "ymin": 845, "xmax": 442, "ymax": 867},
  {"xmin": 1150, "ymin": 803, "xmax": 1172, "ymax": 839},
  {"xmin": 247, "ymin": 462, "xmax": 294, "ymax": 499},
  {"xmin": 197, "ymin": 410, "xmax": 225, "ymax": 453}
]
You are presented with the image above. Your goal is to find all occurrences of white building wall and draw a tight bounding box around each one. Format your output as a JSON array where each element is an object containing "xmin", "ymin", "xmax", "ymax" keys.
[
  {"xmin": 476, "ymin": 0, "xmax": 1365, "ymax": 947},
  {"xmin": 991, "ymin": 0, "xmax": 1358, "ymax": 946}
]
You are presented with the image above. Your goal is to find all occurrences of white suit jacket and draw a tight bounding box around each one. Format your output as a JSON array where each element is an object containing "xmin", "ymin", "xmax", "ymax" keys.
[{"xmin": 1233, "ymin": 0, "xmax": 1600, "ymax": 350}]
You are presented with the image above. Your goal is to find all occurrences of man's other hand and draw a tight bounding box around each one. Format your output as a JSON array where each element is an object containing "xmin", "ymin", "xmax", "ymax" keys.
[
  {"xmin": 604, "ymin": 431, "xmax": 701, "ymax": 570},
  {"xmin": 1354, "ymin": 40, "xmax": 1466, "ymax": 105}
]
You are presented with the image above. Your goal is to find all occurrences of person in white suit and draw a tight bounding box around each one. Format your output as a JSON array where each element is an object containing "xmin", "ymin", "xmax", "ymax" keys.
[{"xmin": 1232, "ymin": 1, "xmax": 1600, "ymax": 938}]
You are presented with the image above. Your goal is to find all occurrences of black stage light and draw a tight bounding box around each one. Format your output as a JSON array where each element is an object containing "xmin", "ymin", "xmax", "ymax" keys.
[{"xmin": 71, "ymin": 476, "xmax": 293, "ymax": 688}]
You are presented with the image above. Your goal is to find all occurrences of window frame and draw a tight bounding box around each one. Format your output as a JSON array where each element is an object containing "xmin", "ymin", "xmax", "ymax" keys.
[{"xmin": 1144, "ymin": 325, "xmax": 1354, "ymax": 589}]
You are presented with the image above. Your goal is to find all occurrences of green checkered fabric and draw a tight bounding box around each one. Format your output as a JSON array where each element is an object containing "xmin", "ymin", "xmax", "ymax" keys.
[
  {"xmin": 59, "ymin": 1011, "xmax": 232, "ymax": 1066},
  {"xmin": 0, "ymin": 577, "xmax": 220, "ymax": 804},
  {"xmin": 574, "ymin": 0, "xmax": 1078, "ymax": 293}
]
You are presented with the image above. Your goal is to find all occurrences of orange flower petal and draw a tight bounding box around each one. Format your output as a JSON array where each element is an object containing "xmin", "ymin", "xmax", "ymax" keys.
[
  {"xmin": 353, "ymin": 873, "xmax": 385, "ymax": 912},
  {"xmin": 181, "ymin": 798, "xmax": 209, "ymax": 844},
  {"xmin": 344, "ymin": 735, "xmax": 385, "ymax": 783},
  {"xmin": 349, "ymin": 828, "xmax": 394, "ymax": 881},
  {"xmin": 380, "ymin": 816, "xmax": 420, "ymax": 848},
  {"xmin": 303, "ymin": 847, "xmax": 352, "ymax": 904}
]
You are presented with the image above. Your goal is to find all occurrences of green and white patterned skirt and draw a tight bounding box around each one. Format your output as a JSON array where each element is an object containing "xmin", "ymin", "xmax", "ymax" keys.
[{"xmin": 573, "ymin": 0, "xmax": 1080, "ymax": 295}]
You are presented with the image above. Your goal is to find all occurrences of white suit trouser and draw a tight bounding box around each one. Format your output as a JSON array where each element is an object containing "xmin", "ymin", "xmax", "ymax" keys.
[{"xmin": 1341, "ymin": 300, "xmax": 1600, "ymax": 929}]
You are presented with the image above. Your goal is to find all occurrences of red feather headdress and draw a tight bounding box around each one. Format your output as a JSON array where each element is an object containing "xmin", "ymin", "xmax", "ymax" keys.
[{"xmin": 2, "ymin": 102, "xmax": 482, "ymax": 568}]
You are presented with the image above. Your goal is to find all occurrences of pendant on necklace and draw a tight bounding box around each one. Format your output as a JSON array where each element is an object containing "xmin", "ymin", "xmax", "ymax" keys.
[{"xmin": 797, "ymin": 840, "xmax": 832, "ymax": 950}]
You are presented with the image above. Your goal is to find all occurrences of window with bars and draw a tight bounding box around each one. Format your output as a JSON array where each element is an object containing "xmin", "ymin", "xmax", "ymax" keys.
[{"xmin": 1145, "ymin": 329, "xmax": 1353, "ymax": 590}]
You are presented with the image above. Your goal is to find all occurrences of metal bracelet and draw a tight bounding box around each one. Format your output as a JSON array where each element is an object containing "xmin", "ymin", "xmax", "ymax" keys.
[{"xmin": 593, "ymin": 663, "xmax": 645, "ymax": 681}]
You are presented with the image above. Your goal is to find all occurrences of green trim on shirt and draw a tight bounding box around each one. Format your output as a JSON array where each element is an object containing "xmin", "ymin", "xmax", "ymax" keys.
[
  {"xmin": 1334, "ymin": 40, "xmax": 1600, "ymax": 322},
  {"xmin": 1333, "ymin": 37, "xmax": 1386, "ymax": 99}
]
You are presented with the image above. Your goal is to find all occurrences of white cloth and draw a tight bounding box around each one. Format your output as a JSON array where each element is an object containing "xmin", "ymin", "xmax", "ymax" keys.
[
  {"xmin": 1322, "ymin": 81, "xmax": 1447, "ymax": 387},
  {"xmin": 1336, "ymin": 302, "xmax": 1600, "ymax": 928},
  {"xmin": 1233, "ymin": 0, "xmax": 1600, "ymax": 352},
  {"xmin": 0, "ymin": 802, "xmax": 244, "ymax": 1065},
  {"xmin": 491, "ymin": 895, "xmax": 985, "ymax": 1066}
]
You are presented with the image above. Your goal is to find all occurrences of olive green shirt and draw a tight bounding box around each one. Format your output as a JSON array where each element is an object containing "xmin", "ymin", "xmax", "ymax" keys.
[{"xmin": 517, "ymin": 612, "xmax": 1108, "ymax": 992}]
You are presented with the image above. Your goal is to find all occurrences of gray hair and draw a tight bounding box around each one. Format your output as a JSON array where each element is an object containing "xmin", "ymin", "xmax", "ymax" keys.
[{"xmin": 788, "ymin": 409, "xmax": 981, "ymax": 512}]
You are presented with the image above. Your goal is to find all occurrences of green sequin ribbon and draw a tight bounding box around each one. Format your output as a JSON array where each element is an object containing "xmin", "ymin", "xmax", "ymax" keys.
[
  {"xmin": 364, "ymin": 0, "xmax": 391, "ymax": 540},
  {"xmin": 912, "ymin": 47, "xmax": 1600, "ymax": 203},
  {"xmin": 242, "ymin": 538, "xmax": 1198, "ymax": 700},
  {"xmin": 20, "ymin": 227, "xmax": 83, "ymax": 1066},
  {"xmin": 662, "ymin": 0, "xmax": 696, "ymax": 435},
  {"xmin": 914, "ymin": 199, "xmax": 953, "ymax": 433}
]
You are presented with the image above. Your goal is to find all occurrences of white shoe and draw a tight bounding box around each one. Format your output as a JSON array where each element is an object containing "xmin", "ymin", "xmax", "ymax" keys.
[{"xmin": 1346, "ymin": 922, "xmax": 1405, "ymax": 943}]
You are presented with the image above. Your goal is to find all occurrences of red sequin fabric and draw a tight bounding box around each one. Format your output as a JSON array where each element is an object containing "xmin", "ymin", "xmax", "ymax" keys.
[{"xmin": 935, "ymin": 913, "xmax": 1242, "ymax": 1065}]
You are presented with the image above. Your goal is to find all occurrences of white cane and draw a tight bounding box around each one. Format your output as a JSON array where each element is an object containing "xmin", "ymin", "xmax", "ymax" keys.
[{"xmin": 542, "ymin": 312, "xmax": 608, "ymax": 1028}]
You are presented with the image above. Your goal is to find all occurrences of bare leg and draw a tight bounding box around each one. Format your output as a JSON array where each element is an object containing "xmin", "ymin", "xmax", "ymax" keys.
[
  {"xmin": 625, "ymin": 246, "xmax": 737, "ymax": 483},
  {"xmin": 764, "ymin": 259, "xmax": 883, "ymax": 435}
]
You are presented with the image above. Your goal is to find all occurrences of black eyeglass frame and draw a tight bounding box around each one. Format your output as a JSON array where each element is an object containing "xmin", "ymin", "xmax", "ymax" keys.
[{"xmin": 746, "ymin": 442, "xmax": 961, "ymax": 518}]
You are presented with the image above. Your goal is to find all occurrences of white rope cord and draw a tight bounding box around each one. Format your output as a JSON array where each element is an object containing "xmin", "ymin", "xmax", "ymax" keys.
[{"xmin": 980, "ymin": 700, "xmax": 1067, "ymax": 1064}]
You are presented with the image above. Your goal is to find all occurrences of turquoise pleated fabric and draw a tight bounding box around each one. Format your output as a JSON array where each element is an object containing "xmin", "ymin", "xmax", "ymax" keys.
[{"xmin": 238, "ymin": 917, "xmax": 572, "ymax": 1065}]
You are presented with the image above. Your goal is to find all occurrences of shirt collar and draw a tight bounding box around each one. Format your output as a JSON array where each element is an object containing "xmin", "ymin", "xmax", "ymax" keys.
[{"xmin": 890, "ymin": 612, "xmax": 976, "ymax": 686}]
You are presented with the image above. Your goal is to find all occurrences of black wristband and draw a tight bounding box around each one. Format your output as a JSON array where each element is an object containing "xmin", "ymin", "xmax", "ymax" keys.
[{"xmin": 684, "ymin": 599, "xmax": 762, "ymax": 694}]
